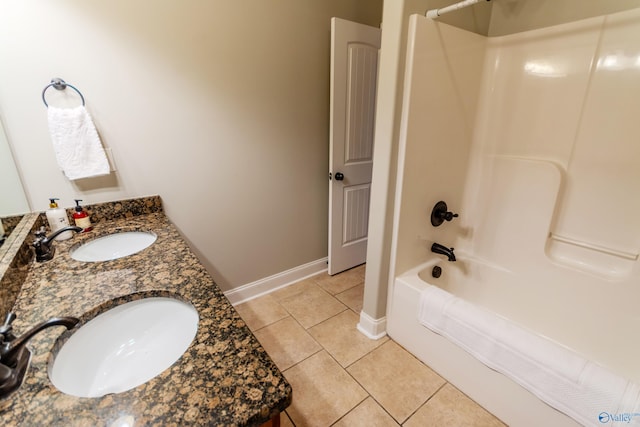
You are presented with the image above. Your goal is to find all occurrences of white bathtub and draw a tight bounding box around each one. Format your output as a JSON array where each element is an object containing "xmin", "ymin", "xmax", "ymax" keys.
[{"xmin": 387, "ymin": 257, "xmax": 640, "ymax": 427}]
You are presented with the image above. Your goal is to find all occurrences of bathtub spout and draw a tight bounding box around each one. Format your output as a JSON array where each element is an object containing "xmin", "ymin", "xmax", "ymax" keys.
[{"xmin": 431, "ymin": 243, "xmax": 456, "ymax": 262}]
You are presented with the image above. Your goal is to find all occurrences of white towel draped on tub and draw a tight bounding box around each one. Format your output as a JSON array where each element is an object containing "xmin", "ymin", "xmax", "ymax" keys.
[
  {"xmin": 418, "ymin": 285, "xmax": 640, "ymax": 427},
  {"xmin": 47, "ymin": 106, "xmax": 110, "ymax": 180}
]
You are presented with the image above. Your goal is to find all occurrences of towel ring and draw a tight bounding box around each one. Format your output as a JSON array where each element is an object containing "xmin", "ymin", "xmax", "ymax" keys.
[{"xmin": 42, "ymin": 78, "xmax": 85, "ymax": 107}]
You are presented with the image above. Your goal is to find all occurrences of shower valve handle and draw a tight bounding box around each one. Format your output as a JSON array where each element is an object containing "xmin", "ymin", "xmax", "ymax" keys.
[
  {"xmin": 440, "ymin": 211, "xmax": 459, "ymax": 221},
  {"xmin": 431, "ymin": 201, "xmax": 459, "ymax": 227}
]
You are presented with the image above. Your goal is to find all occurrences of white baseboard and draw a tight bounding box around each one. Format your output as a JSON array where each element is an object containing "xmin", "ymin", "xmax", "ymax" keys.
[
  {"xmin": 357, "ymin": 311, "xmax": 388, "ymax": 340},
  {"xmin": 224, "ymin": 257, "xmax": 328, "ymax": 306}
]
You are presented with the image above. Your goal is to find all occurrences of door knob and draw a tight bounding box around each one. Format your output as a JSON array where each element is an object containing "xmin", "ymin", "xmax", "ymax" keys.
[{"xmin": 334, "ymin": 172, "xmax": 344, "ymax": 181}]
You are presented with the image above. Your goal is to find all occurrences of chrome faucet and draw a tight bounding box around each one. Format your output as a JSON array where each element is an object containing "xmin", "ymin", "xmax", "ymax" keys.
[
  {"xmin": 0, "ymin": 312, "xmax": 78, "ymax": 398},
  {"xmin": 32, "ymin": 226, "xmax": 83, "ymax": 262},
  {"xmin": 431, "ymin": 242, "xmax": 456, "ymax": 262}
]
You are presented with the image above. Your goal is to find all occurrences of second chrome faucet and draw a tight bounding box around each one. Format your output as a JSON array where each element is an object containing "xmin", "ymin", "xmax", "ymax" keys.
[{"xmin": 32, "ymin": 226, "xmax": 83, "ymax": 262}]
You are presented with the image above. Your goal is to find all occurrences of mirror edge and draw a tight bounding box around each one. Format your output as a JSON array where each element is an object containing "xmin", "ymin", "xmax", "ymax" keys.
[{"xmin": 0, "ymin": 213, "xmax": 39, "ymax": 283}]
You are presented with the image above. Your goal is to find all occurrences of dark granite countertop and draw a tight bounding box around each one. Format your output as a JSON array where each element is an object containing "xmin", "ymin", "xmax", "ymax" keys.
[{"xmin": 0, "ymin": 197, "xmax": 291, "ymax": 426}]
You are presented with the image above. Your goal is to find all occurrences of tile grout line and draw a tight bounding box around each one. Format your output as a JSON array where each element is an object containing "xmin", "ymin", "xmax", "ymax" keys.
[
  {"xmin": 314, "ymin": 341, "xmax": 383, "ymax": 426},
  {"xmin": 279, "ymin": 310, "xmax": 323, "ymax": 373},
  {"xmin": 400, "ymin": 381, "xmax": 449, "ymax": 425},
  {"xmin": 338, "ymin": 340, "xmax": 407, "ymax": 423},
  {"xmin": 328, "ymin": 394, "xmax": 371, "ymax": 426},
  {"xmin": 275, "ymin": 280, "xmax": 350, "ymax": 328},
  {"xmin": 339, "ymin": 366, "xmax": 402, "ymax": 425}
]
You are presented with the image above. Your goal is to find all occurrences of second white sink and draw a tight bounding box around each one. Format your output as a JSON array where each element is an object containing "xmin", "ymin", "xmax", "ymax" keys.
[
  {"xmin": 49, "ymin": 297, "xmax": 199, "ymax": 398},
  {"xmin": 70, "ymin": 231, "xmax": 157, "ymax": 262}
]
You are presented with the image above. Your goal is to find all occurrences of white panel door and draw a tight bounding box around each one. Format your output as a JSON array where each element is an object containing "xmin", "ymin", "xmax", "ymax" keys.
[{"xmin": 328, "ymin": 17, "xmax": 381, "ymax": 275}]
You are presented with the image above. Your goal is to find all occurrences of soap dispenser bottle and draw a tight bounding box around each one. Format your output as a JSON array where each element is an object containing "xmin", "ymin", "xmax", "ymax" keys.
[
  {"xmin": 73, "ymin": 199, "xmax": 93, "ymax": 232},
  {"xmin": 46, "ymin": 198, "xmax": 73, "ymax": 240}
]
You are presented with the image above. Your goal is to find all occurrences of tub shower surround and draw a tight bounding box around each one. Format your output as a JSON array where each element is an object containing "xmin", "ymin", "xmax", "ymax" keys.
[
  {"xmin": 388, "ymin": 8, "xmax": 640, "ymax": 427},
  {"xmin": 0, "ymin": 196, "xmax": 291, "ymax": 426}
]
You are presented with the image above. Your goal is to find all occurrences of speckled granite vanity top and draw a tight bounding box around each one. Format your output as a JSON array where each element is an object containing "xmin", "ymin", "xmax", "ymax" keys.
[{"xmin": 0, "ymin": 196, "xmax": 291, "ymax": 426}]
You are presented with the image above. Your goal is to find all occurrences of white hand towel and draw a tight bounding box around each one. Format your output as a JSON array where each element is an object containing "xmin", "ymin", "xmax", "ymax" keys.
[{"xmin": 47, "ymin": 105, "xmax": 110, "ymax": 180}]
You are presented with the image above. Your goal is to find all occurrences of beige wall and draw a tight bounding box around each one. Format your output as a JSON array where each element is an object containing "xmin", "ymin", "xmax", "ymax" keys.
[{"xmin": 0, "ymin": 1, "xmax": 382, "ymax": 290}]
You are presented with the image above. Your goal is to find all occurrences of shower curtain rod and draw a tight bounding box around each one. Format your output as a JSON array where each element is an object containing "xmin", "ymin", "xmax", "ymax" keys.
[{"xmin": 426, "ymin": 0, "xmax": 491, "ymax": 19}]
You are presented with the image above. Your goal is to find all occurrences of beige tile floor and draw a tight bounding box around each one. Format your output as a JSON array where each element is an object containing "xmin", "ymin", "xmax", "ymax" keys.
[{"xmin": 235, "ymin": 265, "xmax": 505, "ymax": 427}]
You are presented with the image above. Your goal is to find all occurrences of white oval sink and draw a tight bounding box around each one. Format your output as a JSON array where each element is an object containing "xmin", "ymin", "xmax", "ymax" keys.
[
  {"xmin": 49, "ymin": 297, "xmax": 198, "ymax": 398},
  {"xmin": 70, "ymin": 231, "xmax": 157, "ymax": 262}
]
